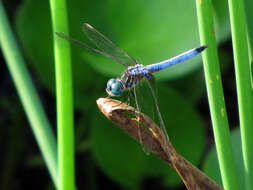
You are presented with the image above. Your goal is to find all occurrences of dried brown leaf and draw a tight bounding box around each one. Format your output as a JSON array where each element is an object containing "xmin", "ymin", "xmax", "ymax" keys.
[{"xmin": 97, "ymin": 98, "xmax": 223, "ymax": 190}]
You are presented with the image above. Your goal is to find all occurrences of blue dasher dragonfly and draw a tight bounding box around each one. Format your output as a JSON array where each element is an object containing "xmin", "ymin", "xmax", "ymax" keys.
[{"xmin": 56, "ymin": 23, "xmax": 207, "ymax": 152}]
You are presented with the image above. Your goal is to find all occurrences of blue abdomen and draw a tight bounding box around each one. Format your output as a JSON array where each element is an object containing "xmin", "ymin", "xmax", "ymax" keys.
[{"xmin": 145, "ymin": 45, "xmax": 207, "ymax": 72}]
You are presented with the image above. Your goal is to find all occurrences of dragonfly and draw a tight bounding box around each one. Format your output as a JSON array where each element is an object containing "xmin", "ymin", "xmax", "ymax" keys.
[{"xmin": 56, "ymin": 23, "xmax": 207, "ymax": 153}]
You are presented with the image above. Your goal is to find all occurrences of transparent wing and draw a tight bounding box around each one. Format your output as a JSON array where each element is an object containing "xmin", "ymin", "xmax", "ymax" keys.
[
  {"xmin": 133, "ymin": 81, "xmax": 153, "ymax": 154},
  {"xmin": 134, "ymin": 79, "xmax": 155, "ymax": 124},
  {"xmin": 83, "ymin": 23, "xmax": 137, "ymax": 66},
  {"xmin": 146, "ymin": 78, "xmax": 171, "ymax": 154},
  {"xmin": 134, "ymin": 77, "xmax": 170, "ymax": 153},
  {"xmin": 134, "ymin": 77, "xmax": 164, "ymax": 154},
  {"xmin": 56, "ymin": 31, "xmax": 132, "ymax": 67},
  {"xmin": 146, "ymin": 79, "xmax": 169, "ymax": 137}
]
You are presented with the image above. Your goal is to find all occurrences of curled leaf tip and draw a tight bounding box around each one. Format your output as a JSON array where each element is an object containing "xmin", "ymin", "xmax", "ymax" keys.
[
  {"xmin": 96, "ymin": 97, "xmax": 131, "ymax": 116},
  {"xmin": 97, "ymin": 98, "xmax": 170, "ymax": 159},
  {"xmin": 96, "ymin": 97, "xmax": 223, "ymax": 190}
]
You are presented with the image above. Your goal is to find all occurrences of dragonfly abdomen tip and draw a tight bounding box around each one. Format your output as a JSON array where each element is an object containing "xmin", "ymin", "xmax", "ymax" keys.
[{"xmin": 197, "ymin": 45, "xmax": 208, "ymax": 53}]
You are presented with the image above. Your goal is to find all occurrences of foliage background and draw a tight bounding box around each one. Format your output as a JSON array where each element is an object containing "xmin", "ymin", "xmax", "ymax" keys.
[{"xmin": 0, "ymin": 0, "xmax": 243, "ymax": 189}]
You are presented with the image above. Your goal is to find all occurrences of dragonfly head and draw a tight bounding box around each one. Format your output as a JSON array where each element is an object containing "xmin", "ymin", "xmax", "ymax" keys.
[{"xmin": 106, "ymin": 78, "xmax": 123, "ymax": 96}]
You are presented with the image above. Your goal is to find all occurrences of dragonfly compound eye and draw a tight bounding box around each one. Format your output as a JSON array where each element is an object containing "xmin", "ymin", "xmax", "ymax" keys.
[
  {"xmin": 106, "ymin": 78, "xmax": 123, "ymax": 96},
  {"xmin": 111, "ymin": 82, "xmax": 123, "ymax": 96},
  {"xmin": 107, "ymin": 78, "xmax": 116, "ymax": 89}
]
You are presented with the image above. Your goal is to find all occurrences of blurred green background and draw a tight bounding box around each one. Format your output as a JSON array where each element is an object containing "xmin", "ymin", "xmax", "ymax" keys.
[{"xmin": 0, "ymin": 0, "xmax": 244, "ymax": 189}]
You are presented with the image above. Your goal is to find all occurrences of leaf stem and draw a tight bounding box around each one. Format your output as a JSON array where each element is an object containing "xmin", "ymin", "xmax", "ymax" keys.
[
  {"xmin": 195, "ymin": 0, "xmax": 240, "ymax": 189},
  {"xmin": 227, "ymin": 0, "xmax": 253, "ymax": 189},
  {"xmin": 0, "ymin": 1, "xmax": 58, "ymax": 187},
  {"xmin": 49, "ymin": 1, "xmax": 75, "ymax": 190},
  {"xmin": 243, "ymin": 0, "xmax": 253, "ymax": 64}
]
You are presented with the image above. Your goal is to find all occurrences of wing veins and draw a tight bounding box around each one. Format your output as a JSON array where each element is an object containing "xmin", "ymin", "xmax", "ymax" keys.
[
  {"xmin": 82, "ymin": 23, "xmax": 137, "ymax": 66},
  {"xmin": 55, "ymin": 32, "xmax": 127, "ymax": 64}
]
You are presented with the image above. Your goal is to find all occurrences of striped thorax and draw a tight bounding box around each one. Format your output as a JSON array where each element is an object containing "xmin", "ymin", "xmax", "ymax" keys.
[{"xmin": 106, "ymin": 64, "xmax": 150, "ymax": 96}]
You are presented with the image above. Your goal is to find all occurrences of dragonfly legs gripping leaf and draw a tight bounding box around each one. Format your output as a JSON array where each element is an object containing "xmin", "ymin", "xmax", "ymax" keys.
[
  {"xmin": 56, "ymin": 23, "xmax": 207, "ymax": 154},
  {"xmin": 107, "ymin": 89, "xmax": 134, "ymax": 108}
]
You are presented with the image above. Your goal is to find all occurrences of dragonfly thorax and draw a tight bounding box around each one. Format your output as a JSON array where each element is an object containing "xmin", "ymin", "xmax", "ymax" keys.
[
  {"xmin": 106, "ymin": 64, "xmax": 152, "ymax": 96},
  {"xmin": 120, "ymin": 69, "xmax": 141, "ymax": 89}
]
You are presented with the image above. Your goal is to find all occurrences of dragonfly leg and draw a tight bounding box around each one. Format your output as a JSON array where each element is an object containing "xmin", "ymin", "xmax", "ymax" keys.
[
  {"xmin": 110, "ymin": 91, "xmax": 130, "ymax": 107},
  {"xmin": 126, "ymin": 90, "xmax": 135, "ymax": 105}
]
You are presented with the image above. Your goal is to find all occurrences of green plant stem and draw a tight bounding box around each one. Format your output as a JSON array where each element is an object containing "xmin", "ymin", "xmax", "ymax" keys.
[
  {"xmin": 244, "ymin": 0, "xmax": 253, "ymax": 64},
  {"xmin": 227, "ymin": 0, "xmax": 253, "ymax": 189},
  {"xmin": 0, "ymin": 2, "xmax": 58, "ymax": 187},
  {"xmin": 195, "ymin": 0, "xmax": 240, "ymax": 190},
  {"xmin": 49, "ymin": 1, "xmax": 75, "ymax": 190}
]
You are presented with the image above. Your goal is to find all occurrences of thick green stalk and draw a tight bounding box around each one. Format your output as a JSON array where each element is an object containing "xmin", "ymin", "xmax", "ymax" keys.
[
  {"xmin": 227, "ymin": 0, "xmax": 253, "ymax": 189},
  {"xmin": 244, "ymin": 0, "xmax": 253, "ymax": 64},
  {"xmin": 195, "ymin": 0, "xmax": 240, "ymax": 190},
  {"xmin": 49, "ymin": 0, "xmax": 75, "ymax": 190},
  {"xmin": 0, "ymin": 2, "xmax": 58, "ymax": 187}
]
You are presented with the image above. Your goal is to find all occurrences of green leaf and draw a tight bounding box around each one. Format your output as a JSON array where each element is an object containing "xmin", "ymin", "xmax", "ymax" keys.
[
  {"xmin": 212, "ymin": 0, "xmax": 231, "ymax": 42},
  {"xmin": 15, "ymin": 0, "xmax": 230, "ymax": 98},
  {"xmin": 202, "ymin": 128, "xmax": 245, "ymax": 188},
  {"xmin": 14, "ymin": 0, "xmax": 106, "ymax": 111},
  {"xmin": 87, "ymin": 0, "xmax": 230, "ymax": 81},
  {"xmin": 15, "ymin": 0, "xmax": 55, "ymax": 90},
  {"xmin": 91, "ymin": 85, "xmax": 205, "ymax": 188}
]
